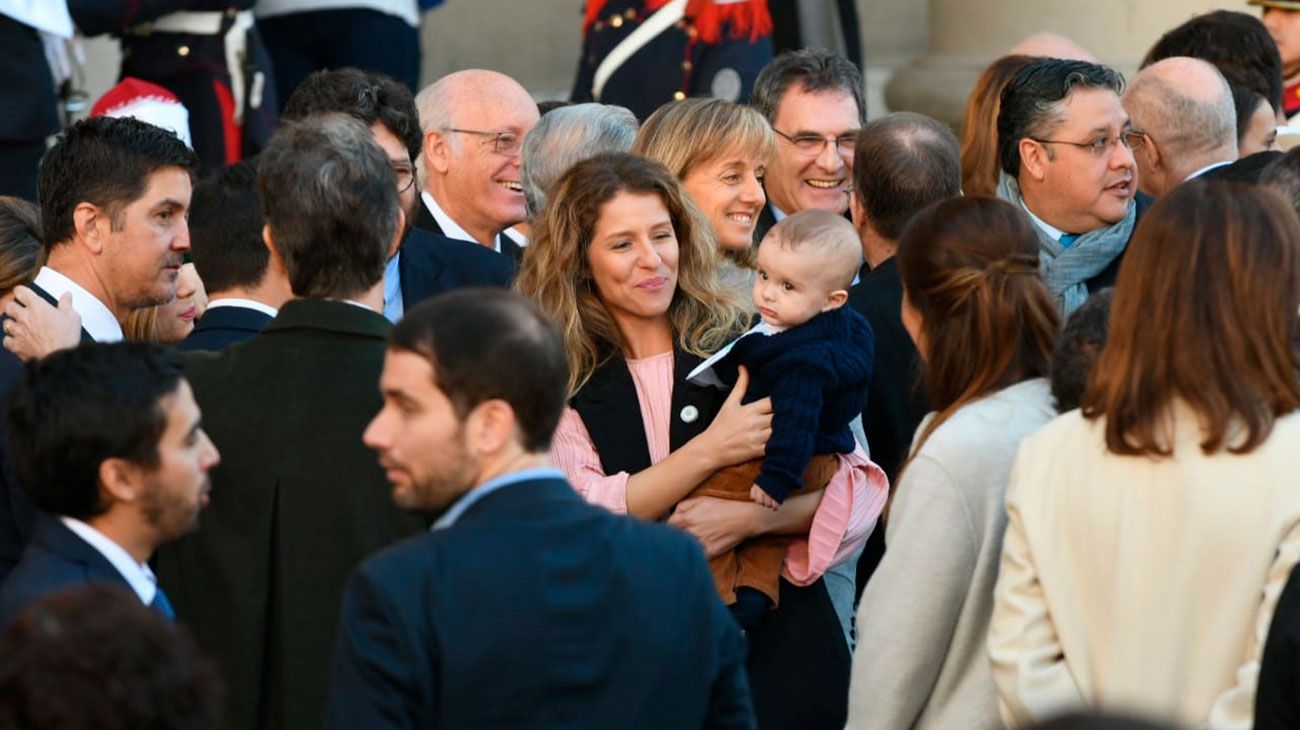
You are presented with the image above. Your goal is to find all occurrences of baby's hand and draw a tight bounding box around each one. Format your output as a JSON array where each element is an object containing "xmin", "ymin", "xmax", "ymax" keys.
[{"xmin": 750, "ymin": 485, "xmax": 779, "ymax": 511}]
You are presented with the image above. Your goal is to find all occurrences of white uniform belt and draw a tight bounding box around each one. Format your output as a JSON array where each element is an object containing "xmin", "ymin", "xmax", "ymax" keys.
[
  {"xmin": 137, "ymin": 10, "xmax": 259, "ymax": 125},
  {"xmin": 592, "ymin": 0, "xmax": 687, "ymax": 103}
]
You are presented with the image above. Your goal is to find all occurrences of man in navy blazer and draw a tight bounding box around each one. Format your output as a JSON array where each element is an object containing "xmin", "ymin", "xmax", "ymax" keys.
[
  {"xmin": 0, "ymin": 343, "xmax": 220, "ymax": 626},
  {"xmin": 324, "ymin": 290, "xmax": 756, "ymax": 730}
]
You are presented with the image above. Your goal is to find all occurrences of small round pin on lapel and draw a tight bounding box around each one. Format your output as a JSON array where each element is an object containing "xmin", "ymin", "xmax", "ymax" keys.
[{"xmin": 680, "ymin": 405, "xmax": 699, "ymax": 423}]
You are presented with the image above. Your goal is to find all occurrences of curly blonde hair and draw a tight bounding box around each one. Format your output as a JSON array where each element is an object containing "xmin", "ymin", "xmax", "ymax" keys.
[{"xmin": 516, "ymin": 153, "xmax": 748, "ymax": 396}]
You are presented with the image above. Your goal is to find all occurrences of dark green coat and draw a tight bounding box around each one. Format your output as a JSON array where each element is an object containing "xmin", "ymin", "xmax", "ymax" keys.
[{"xmin": 155, "ymin": 299, "xmax": 425, "ymax": 730}]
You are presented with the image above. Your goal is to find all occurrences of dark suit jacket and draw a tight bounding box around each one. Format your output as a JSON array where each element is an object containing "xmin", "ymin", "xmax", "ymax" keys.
[
  {"xmin": 1257, "ymin": 561, "xmax": 1300, "ymax": 730},
  {"xmin": 0, "ymin": 515, "xmax": 134, "ymax": 626},
  {"xmin": 1081, "ymin": 191, "xmax": 1155, "ymax": 292},
  {"xmin": 753, "ymin": 204, "xmax": 778, "ymax": 246},
  {"xmin": 1197, "ymin": 151, "xmax": 1283, "ymax": 184},
  {"xmin": 413, "ymin": 199, "xmax": 524, "ymax": 262},
  {"xmin": 398, "ymin": 228, "xmax": 516, "ymax": 310},
  {"xmin": 177, "ymin": 303, "xmax": 273, "ymax": 352},
  {"xmin": 154, "ymin": 298, "xmax": 425, "ymax": 730},
  {"xmin": 0, "ymin": 282, "xmax": 95, "ymax": 583},
  {"xmin": 324, "ymin": 476, "xmax": 755, "ymax": 730}
]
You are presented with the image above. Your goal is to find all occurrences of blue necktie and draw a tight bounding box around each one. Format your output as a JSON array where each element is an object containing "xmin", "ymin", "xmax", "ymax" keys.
[
  {"xmin": 151, "ymin": 585, "xmax": 176, "ymax": 620},
  {"xmin": 1059, "ymin": 233, "xmax": 1080, "ymax": 248}
]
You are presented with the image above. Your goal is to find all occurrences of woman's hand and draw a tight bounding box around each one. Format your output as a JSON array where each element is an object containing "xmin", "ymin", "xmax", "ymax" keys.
[
  {"xmin": 669, "ymin": 495, "xmax": 767, "ymax": 559},
  {"xmin": 695, "ymin": 366, "xmax": 773, "ymax": 470},
  {"xmin": 3, "ymin": 287, "xmax": 82, "ymax": 361}
]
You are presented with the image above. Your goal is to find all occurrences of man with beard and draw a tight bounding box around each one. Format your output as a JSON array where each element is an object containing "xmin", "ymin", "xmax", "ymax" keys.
[
  {"xmin": 281, "ymin": 68, "xmax": 515, "ymax": 322},
  {"xmin": 0, "ymin": 116, "xmax": 198, "ymax": 584},
  {"xmin": 324, "ymin": 290, "xmax": 755, "ymax": 730},
  {"xmin": 0, "ymin": 343, "xmax": 219, "ymax": 626}
]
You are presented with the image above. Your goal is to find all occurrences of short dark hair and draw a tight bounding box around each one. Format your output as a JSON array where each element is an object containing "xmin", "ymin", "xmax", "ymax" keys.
[
  {"xmin": 37, "ymin": 115, "xmax": 198, "ymax": 250},
  {"xmin": 1050, "ymin": 287, "xmax": 1113, "ymax": 412},
  {"xmin": 256, "ymin": 114, "xmax": 397, "ymax": 299},
  {"xmin": 1141, "ymin": 10, "xmax": 1283, "ymax": 114},
  {"xmin": 852, "ymin": 112, "xmax": 961, "ymax": 241},
  {"xmin": 1263, "ymin": 147, "xmax": 1300, "ymax": 213},
  {"xmin": 1231, "ymin": 83, "xmax": 1267, "ymax": 147},
  {"xmin": 390, "ymin": 289, "xmax": 568, "ymax": 452},
  {"xmin": 997, "ymin": 59, "xmax": 1125, "ymax": 177},
  {"xmin": 189, "ymin": 162, "xmax": 267, "ymax": 295},
  {"xmin": 752, "ymin": 48, "xmax": 867, "ymax": 125},
  {"xmin": 0, "ymin": 584, "xmax": 224, "ymax": 730},
  {"xmin": 282, "ymin": 67, "xmax": 423, "ymax": 164},
  {"xmin": 6, "ymin": 343, "xmax": 183, "ymax": 520}
]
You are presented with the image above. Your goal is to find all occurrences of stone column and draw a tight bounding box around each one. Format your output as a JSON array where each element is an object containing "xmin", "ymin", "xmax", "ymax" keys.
[{"xmin": 884, "ymin": 0, "xmax": 1232, "ymax": 130}]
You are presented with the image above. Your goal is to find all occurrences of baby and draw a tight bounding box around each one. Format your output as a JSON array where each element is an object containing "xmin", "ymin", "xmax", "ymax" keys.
[{"xmin": 688, "ymin": 208, "xmax": 875, "ymax": 629}]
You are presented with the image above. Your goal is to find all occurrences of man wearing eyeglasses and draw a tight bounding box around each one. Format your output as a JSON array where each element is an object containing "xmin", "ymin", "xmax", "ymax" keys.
[
  {"xmin": 1123, "ymin": 57, "xmax": 1239, "ymax": 198},
  {"xmin": 996, "ymin": 58, "xmax": 1154, "ymax": 316},
  {"xmin": 413, "ymin": 70, "xmax": 541, "ymax": 261},
  {"xmin": 280, "ymin": 69, "xmax": 515, "ymax": 324},
  {"xmin": 751, "ymin": 49, "xmax": 867, "ymax": 244}
]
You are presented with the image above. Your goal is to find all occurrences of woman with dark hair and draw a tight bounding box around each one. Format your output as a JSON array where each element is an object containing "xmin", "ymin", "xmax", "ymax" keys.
[
  {"xmin": 0, "ymin": 196, "xmax": 43, "ymax": 307},
  {"xmin": 960, "ymin": 55, "xmax": 1035, "ymax": 198},
  {"xmin": 989, "ymin": 181, "xmax": 1300, "ymax": 729},
  {"xmin": 847, "ymin": 197, "xmax": 1059, "ymax": 730},
  {"xmin": 1230, "ymin": 84, "xmax": 1280, "ymax": 157},
  {"xmin": 518, "ymin": 152, "xmax": 882, "ymax": 729}
]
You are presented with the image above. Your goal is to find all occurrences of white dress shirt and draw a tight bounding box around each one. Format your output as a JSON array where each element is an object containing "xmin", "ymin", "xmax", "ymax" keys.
[
  {"xmin": 59, "ymin": 516, "xmax": 158, "ymax": 605},
  {"xmin": 420, "ymin": 191, "xmax": 521, "ymax": 253},
  {"xmin": 204, "ymin": 297, "xmax": 279, "ymax": 317},
  {"xmin": 32, "ymin": 267, "xmax": 124, "ymax": 342}
]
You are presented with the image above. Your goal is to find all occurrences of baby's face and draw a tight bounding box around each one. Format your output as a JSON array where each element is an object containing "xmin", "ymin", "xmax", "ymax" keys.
[{"xmin": 752, "ymin": 243, "xmax": 847, "ymax": 331}]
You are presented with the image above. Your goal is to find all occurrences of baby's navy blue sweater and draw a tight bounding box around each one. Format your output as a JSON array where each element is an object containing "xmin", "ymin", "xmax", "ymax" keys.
[{"xmin": 711, "ymin": 305, "xmax": 876, "ymax": 503}]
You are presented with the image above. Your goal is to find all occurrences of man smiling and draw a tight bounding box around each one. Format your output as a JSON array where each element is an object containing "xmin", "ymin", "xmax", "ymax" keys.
[
  {"xmin": 996, "ymin": 59, "xmax": 1154, "ymax": 315},
  {"xmin": 751, "ymin": 49, "xmax": 866, "ymax": 242},
  {"xmin": 413, "ymin": 70, "xmax": 540, "ymax": 260}
]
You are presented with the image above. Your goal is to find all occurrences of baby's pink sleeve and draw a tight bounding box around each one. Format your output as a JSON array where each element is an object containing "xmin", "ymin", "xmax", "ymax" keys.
[
  {"xmin": 549, "ymin": 406, "xmax": 631, "ymax": 514},
  {"xmin": 782, "ymin": 446, "xmax": 888, "ymax": 585}
]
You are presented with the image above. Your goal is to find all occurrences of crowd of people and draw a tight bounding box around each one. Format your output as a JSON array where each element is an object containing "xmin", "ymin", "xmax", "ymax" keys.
[{"xmin": 5, "ymin": 4, "xmax": 1300, "ymax": 730}]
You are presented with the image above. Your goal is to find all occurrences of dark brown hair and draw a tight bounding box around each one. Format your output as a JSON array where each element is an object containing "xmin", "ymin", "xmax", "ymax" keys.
[
  {"xmin": 0, "ymin": 196, "xmax": 43, "ymax": 298},
  {"xmin": 1082, "ymin": 181, "xmax": 1300, "ymax": 456},
  {"xmin": 853, "ymin": 112, "xmax": 961, "ymax": 240},
  {"xmin": 961, "ymin": 55, "xmax": 1034, "ymax": 197},
  {"xmin": 897, "ymin": 196, "xmax": 1060, "ymax": 470}
]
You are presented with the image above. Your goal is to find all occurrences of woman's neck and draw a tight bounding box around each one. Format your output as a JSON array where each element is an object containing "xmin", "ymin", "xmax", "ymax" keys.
[{"xmin": 614, "ymin": 314, "xmax": 674, "ymax": 360}]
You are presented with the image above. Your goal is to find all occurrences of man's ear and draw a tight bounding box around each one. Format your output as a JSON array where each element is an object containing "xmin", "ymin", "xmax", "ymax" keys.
[
  {"xmin": 466, "ymin": 399, "xmax": 517, "ymax": 456},
  {"xmin": 262, "ymin": 224, "xmax": 291, "ymax": 284},
  {"xmin": 98, "ymin": 457, "xmax": 143, "ymax": 505},
  {"xmin": 424, "ymin": 130, "xmax": 452, "ymax": 176},
  {"xmin": 73, "ymin": 202, "xmax": 107, "ymax": 254},
  {"xmin": 849, "ymin": 194, "xmax": 866, "ymax": 232},
  {"xmin": 1019, "ymin": 139, "xmax": 1050, "ymax": 183}
]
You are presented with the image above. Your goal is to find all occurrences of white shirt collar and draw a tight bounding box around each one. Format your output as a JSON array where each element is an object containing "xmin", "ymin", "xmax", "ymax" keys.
[
  {"xmin": 1019, "ymin": 201, "xmax": 1067, "ymax": 242},
  {"xmin": 59, "ymin": 516, "xmax": 157, "ymax": 605},
  {"xmin": 204, "ymin": 297, "xmax": 279, "ymax": 317},
  {"xmin": 769, "ymin": 203, "xmax": 789, "ymax": 223},
  {"xmin": 501, "ymin": 226, "xmax": 528, "ymax": 247},
  {"xmin": 421, "ymin": 191, "xmax": 495, "ymax": 251},
  {"xmin": 331, "ymin": 298, "xmax": 378, "ymax": 313},
  {"xmin": 32, "ymin": 267, "xmax": 124, "ymax": 342},
  {"xmin": 1184, "ymin": 160, "xmax": 1233, "ymax": 182}
]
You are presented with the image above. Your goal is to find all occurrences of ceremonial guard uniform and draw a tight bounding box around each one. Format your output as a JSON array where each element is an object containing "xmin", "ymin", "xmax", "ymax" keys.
[
  {"xmin": 70, "ymin": 0, "xmax": 277, "ymax": 170},
  {"xmin": 1251, "ymin": 0, "xmax": 1300, "ymax": 120},
  {"xmin": 571, "ymin": 0, "xmax": 774, "ymax": 121}
]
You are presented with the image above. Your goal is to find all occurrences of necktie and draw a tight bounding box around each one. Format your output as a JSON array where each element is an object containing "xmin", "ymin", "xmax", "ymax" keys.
[
  {"xmin": 1059, "ymin": 233, "xmax": 1080, "ymax": 248},
  {"xmin": 151, "ymin": 585, "xmax": 176, "ymax": 620}
]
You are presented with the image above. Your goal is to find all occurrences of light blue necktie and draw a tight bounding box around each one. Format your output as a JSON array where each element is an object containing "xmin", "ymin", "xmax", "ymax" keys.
[
  {"xmin": 1059, "ymin": 233, "xmax": 1080, "ymax": 248},
  {"xmin": 151, "ymin": 585, "xmax": 176, "ymax": 620}
]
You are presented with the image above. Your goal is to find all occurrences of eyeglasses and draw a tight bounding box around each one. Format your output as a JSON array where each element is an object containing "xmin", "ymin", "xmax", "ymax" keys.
[
  {"xmin": 390, "ymin": 161, "xmax": 416, "ymax": 193},
  {"xmin": 772, "ymin": 128, "xmax": 859, "ymax": 156},
  {"xmin": 1031, "ymin": 130, "xmax": 1145, "ymax": 158},
  {"xmin": 444, "ymin": 128, "xmax": 523, "ymax": 156}
]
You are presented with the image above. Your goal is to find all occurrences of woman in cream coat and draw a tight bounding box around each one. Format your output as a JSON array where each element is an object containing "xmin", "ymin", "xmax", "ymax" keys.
[{"xmin": 988, "ymin": 181, "xmax": 1300, "ymax": 730}]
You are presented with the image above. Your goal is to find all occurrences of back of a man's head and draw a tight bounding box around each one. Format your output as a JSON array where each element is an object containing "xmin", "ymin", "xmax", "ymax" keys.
[
  {"xmin": 7, "ymin": 342, "xmax": 182, "ymax": 521},
  {"xmin": 1125, "ymin": 57, "xmax": 1237, "ymax": 169},
  {"xmin": 1142, "ymin": 9, "xmax": 1283, "ymax": 114},
  {"xmin": 521, "ymin": 103, "xmax": 638, "ymax": 219},
  {"xmin": 189, "ymin": 162, "xmax": 266, "ymax": 296},
  {"xmin": 1051, "ymin": 287, "xmax": 1113, "ymax": 412},
  {"xmin": 852, "ymin": 112, "xmax": 961, "ymax": 241},
  {"xmin": 752, "ymin": 48, "xmax": 867, "ymax": 125},
  {"xmin": 390, "ymin": 290, "xmax": 568, "ymax": 453},
  {"xmin": 37, "ymin": 116, "xmax": 198, "ymax": 250},
  {"xmin": 257, "ymin": 114, "xmax": 397, "ymax": 300},
  {"xmin": 281, "ymin": 67, "xmax": 422, "ymax": 164},
  {"xmin": 1262, "ymin": 147, "xmax": 1300, "ymax": 214},
  {"xmin": 997, "ymin": 59, "xmax": 1125, "ymax": 178}
]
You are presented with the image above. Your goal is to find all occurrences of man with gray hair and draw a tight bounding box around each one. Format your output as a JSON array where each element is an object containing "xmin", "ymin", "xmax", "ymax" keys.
[
  {"xmin": 1123, "ymin": 57, "xmax": 1239, "ymax": 197},
  {"xmin": 154, "ymin": 113, "xmax": 425, "ymax": 730},
  {"xmin": 996, "ymin": 58, "xmax": 1154, "ymax": 315},
  {"xmin": 520, "ymin": 103, "xmax": 638, "ymax": 220}
]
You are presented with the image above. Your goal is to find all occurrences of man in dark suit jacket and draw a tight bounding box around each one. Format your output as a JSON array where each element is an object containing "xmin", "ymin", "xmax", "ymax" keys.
[
  {"xmin": 324, "ymin": 290, "xmax": 755, "ymax": 730},
  {"xmin": 0, "ymin": 117, "xmax": 198, "ymax": 582},
  {"xmin": 413, "ymin": 69, "xmax": 539, "ymax": 262},
  {"xmin": 181, "ymin": 160, "xmax": 287, "ymax": 352},
  {"xmin": 280, "ymin": 67, "xmax": 517, "ymax": 319},
  {"xmin": 154, "ymin": 115, "xmax": 425, "ymax": 730},
  {"xmin": 0, "ymin": 342, "xmax": 219, "ymax": 626}
]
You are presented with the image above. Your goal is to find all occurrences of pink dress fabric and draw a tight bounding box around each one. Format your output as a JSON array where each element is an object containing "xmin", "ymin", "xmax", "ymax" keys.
[{"xmin": 550, "ymin": 352, "xmax": 888, "ymax": 584}]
